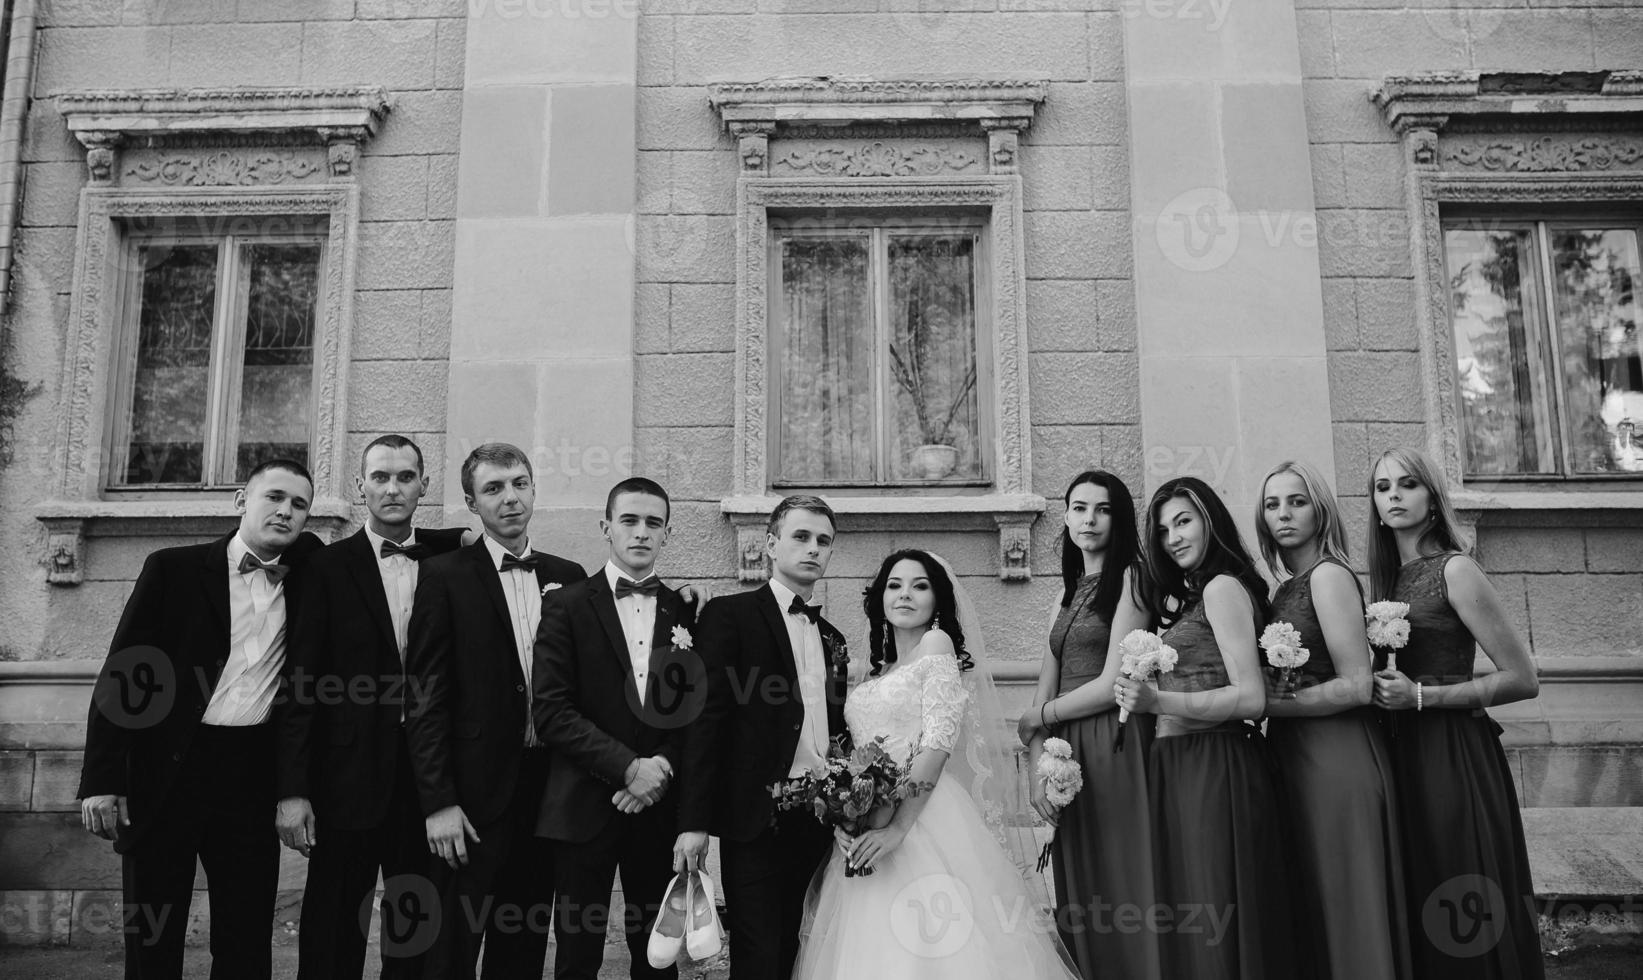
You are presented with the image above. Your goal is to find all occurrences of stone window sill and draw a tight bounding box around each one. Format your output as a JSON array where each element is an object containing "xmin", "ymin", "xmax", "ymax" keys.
[{"xmin": 720, "ymin": 492, "xmax": 1046, "ymax": 583}]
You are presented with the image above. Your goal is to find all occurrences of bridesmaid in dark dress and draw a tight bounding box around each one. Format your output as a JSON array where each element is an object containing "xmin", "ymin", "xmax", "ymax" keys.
[
  {"xmin": 1115, "ymin": 476, "xmax": 1295, "ymax": 980},
  {"xmin": 1366, "ymin": 448, "xmax": 1544, "ymax": 980},
  {"xmin": 1019, "ymin": 470, "xmax": 1159, "ymax": 980},
  {"xmin": 1256, "ymin": 459, "xmax": 1412, "ymax": 980}
]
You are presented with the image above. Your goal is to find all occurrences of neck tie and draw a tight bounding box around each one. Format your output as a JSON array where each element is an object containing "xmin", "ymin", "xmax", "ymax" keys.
[
  {"xmin": 237, "ymin": 552, "xmax": 289, "ymax": 584},
  {"xmin": 614, "ymin": 576, "xmax": 660, "ymax": 599},
  {"xmin": 788, "ymin": 595, "xmax": 822, "ymax": 624},
  {"xmin": 380, "ymin": 539, "xmax": 428, "ymax": 561},
  {"xmin": 499, "ymin": 552, "xmax": 541, "ymax": 575}
]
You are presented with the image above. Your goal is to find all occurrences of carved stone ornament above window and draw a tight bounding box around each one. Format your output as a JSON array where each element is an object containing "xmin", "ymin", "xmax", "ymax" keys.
[{"xmin": 55, "ymin": 86, "xmax": 391, "ymax": 183}]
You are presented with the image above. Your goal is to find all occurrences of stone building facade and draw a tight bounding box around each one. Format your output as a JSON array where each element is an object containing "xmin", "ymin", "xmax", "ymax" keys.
[{"xmin": 0, "ymin": 0, "xmax": 1640, "ymax": 944}]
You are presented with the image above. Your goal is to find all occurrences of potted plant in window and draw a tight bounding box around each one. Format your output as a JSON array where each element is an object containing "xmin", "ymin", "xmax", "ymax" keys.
[{"xmin": 889, "ymin": 340, "xmax": 977, "ymax": 481}]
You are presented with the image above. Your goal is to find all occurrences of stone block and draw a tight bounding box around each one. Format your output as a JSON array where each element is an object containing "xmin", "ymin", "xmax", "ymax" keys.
[
  {"xmin": 356, "ymin": 0, "xmax": 469, "ymax": 16},
  {"xmin": 81, "ymin": 534, "xmax": 210, "ymax": 583},
  {"xmin": 369, "ymin": 91, "xmax": 464, "ymax": 158},
  {"xmin": 632, "ymin": 426, "xmax": 734, "ymax": 501},
  {"xmin": 1026, "ymin": 279, "xmax": 1098, "ymax": 352},
  {"xmin": 0, "ymin": 889, "xmax": 73, "ymax": 944},
  {"xmin": 1100, "ymin": 423, "xmax": 1145, "ymax": 489},
  {"xmin": 42, "ymin": 0, "xmax": 123, "ymax": 26},
  {"xmin": 638, "ymin": 11, "xmax": 674, "ymax": 86},
  {"xmin": 169, "ymin": 22, "xmax": 301, "ymax": 87},
  {"xmin": 1124, "ymin": 0, "xmax": 1302, "ymax": 81},
  {"xmin": 635, "ymin": 214, "xmax": 735, "ymax": 284},
  {"xmin": 456, "ymin": 86, "xmax": 548, "ymax": 220},
  {"xmin": 418, "ymin": 290, "xmax": 454, "ymax": 358},
  {"xmin": 1587, "ymin": 529, "xmax": 1643, "ymax": 574},
  {"xmin": 657, "ymin": 501, "xmax": 738, "ymax": 580},
  {"xmin": 36, "ymin": 26, "xmax": 173, "ymax": 92},
  {"xmin": 434, "ymin": 15, "xmax": 468, "ymax": 89},
  {"xmin": 29, "ymin": 752, "xmax": 81, "ymax": 812},
  {"xmin": 301, "ymin": 18, "xmax": 438, "ymax": 90},
  {"xmin": 1024, "ymin": 211, "xmax": 1128, "ymax": 280},
  {"xmin": 1087, "ymin": 11, "xmax": 1124, "ymax": 81},
  {"xmin": 70, "ymin": 890, "xmax": 124, "ymax": 946},
  {"xmin": 426, "ymin": 154, "xmax": 460, "ymax": 220},
  {"xmin": 1341, "ymin": 142, "xmax": 1406, "ymax": 210},
  {"xmin": 357, "ymin": 220, "xmax": 455, "ymax": 291},
  {"xmin": 349, "ymin": 361, "xmax": 449, "ymax": 432},
  {"xmin": 1316, "ymin": 209, "xmax": 1412, "ymax": 278},
  {"xmin": 669, "ymin": 282, "xmax": 736, "ymax": 353},
  {"xmin": 1032, "ymin": 82, "xmax": 1127, "ymax": 146},
  {"xmin": 1331, "ymin": 422, "xmax": 1368, "ymax": 497},
  {"xmin": 1309, "ymin": 144, "xmax": 1347, "ymax": 210},
  {"xmin": 1089, "ymin": 143, "xmax": 1129, "ymax": 212},
  {"xmin": 0, "ymin": 812, "xmax": 121, "ymax": 889},
  {"xmin": 23, "ymin": 106, "xmax": 82, "ymax": 165},
  {"xmin": 0, "ymin": 752, "xmax": 32, "ymax": 812},
  {"xmin": 1028, "ymin": 352, "xmax": 1139, "ymax": 425},
  {"xmin": 1321, "ymin": 277, "xmax": 1357, "ymax": 350},
  {"xmin": 360, "ymin": 155, "xmax": 429, "ymax": 222},
  {"xmin": 1236, "ymin": 357, "xmax": 1338, "ymax": 492},
  {"xmin": 1518, "ymin": 747, "xmax": 1643, "ymax": 808},
  {"xmin": 667, "ymin": 150, "xmax": 738, "ymax": 217},
  {"xmin": 465, "ymin": 0, "xmax": 637, "ymax": 86},
  {"xmin": 1488, "ymin": 572, "xmax": 1532, "ymax": 645},
  {"xmin": 1355, "ymin": 277, "xmax": 1417, "ymax": 351},
  {"xmin": 1525, "ymin": 574, "xmax": 1643, "ymax": 658},
  {"xmin": 1125, "ymin": 82, "xmax": 1221, "ymax": 217},
  {"xmin": 527, "ymin": 359, "xmax": 634, "ymax": 508},
  {"xmin": 1223, "ymin": 82, "xmax": 1316, "ymax": 214},
  {"xmin": 233, "ymin": 0, "xmax": 354, "ymax": 21},
  {"xmin": 1094, "ymin": 279, "xmax": 1136, "ymax": 352},
  {"xmin": 19, "ymin": 162, "xmax": 85, "ymax": 231},
  {"xmin": 636, "ymin": 87, "xmax": 728, "ymax": 152},
  {"xmin": 1363, "ymin": 422, "xmax": 1425, "ymax": 466},
  {"xmin": 1472, "ymin": 11, "xmax": 1595, "ymax": 72},
  {"xmin": 43, "ymin": 583, "xmax": 137, "ymax": 661},
  {"xmin": 1327, "ymin": 351, "xmax": 1423, "ymax": 422},
  {"xmin": 1296, "ymin": 9, "xmax": 1335, "ymax": 78},
  {"xmin": 1030, "ymin": 425, "xmax": 1104, "ymax": 500},
  {"xmin": 1331, "ymin": 11, "xmax": 1470, "ymax": 79},
  {"xmin": 634, "ymin": 353, "xmax": 734, "ymax": 427},
  {"xmin": 635, "ymin": 283, "xmax": 669, "ymax": 355},
  {"xmin": 1302, "ymin": 80, "xmax": 1393, "ymax": 144},
  {"xmin": 352, "ymin": 290, "xmax": 421, "ymax": 361},
  {"xmin": 547, "ymin": 84, "xmax": 638, "ymax": 217},
  {"xmin": 1020, "ymin": 145, "xmax": 1093, "ymax": 212},
  {"xmin": 1593, "ymin": 10, "xmax": 1643, "ymax": 67}
]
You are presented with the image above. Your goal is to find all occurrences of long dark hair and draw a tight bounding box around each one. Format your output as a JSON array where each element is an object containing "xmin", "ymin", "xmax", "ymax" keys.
[
  {"xmin": 1140, "ymin": 477, "xmax": 1269, "ymax": 627},
  {"xmin": 1058, "ymin": 470, "xmax": 1140, "ymax": 624},
  {"xmin": 862, "ymin": 549, "xmax": 972, "ymax": 677}
]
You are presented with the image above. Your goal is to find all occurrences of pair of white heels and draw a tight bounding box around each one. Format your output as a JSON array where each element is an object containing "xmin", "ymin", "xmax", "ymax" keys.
[{"xmin": 646, "ymin": 869, "xmax": 723, "ymax": 968}]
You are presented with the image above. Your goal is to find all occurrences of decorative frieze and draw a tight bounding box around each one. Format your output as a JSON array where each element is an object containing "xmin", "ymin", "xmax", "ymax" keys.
[
  {"xmin": 1443, "ymin": 136, "xmax": 1643, "ymax": 173},
  {"xmin": 123, "ymin": 149, "xmax": 325, "ymax": 186},
  {"xmin": 771, "ymin": 141, "xmax": 981, "ymax": 178}
]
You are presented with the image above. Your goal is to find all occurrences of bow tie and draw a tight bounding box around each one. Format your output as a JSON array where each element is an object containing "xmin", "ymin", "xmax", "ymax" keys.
[
  {"xmin": 614, "ymin": 576, "xmax": 660, "ymax": 599},
  {"xmin": 787, "ymin": 595, "xmax": 822, "ymax": 624},
  {"xmin": 379, "ymin": 539, "xmax": 428, "ymax": 561},
  {"xmin": 237, "ymin": 552, "xmax": 289, "ymax": 584},
  {"xmin": 499, "ymin": 552, "xmax": 542, "ymax": 574}
]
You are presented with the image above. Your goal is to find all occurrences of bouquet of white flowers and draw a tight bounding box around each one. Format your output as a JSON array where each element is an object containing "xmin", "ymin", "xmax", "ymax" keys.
[
  {"xmin": 1115, "ymin": 629, "xmax": 1178, "ymax": 751},
  {"xmin": 1365, "ymin": 600, "xmax": 1412, "ymax": 672},
  {"xmin": 1259, "ymin": 621, "xmax": 1311, "ymax": 698},
  {"xmin": 1034, "ymin": 737, "xmax": 1083, "ymax": 871}
]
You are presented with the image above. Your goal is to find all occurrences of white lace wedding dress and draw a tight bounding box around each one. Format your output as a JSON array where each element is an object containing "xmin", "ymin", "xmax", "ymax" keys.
[{"xmin": 792, "ymin": 634, "xmax": 1081, "ymax": 979}]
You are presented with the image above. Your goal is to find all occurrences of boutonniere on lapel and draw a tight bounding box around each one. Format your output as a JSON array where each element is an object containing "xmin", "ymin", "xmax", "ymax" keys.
[
  {"xmin": 824, "ymin": 634, "xmax": 849, "ymax": 675},
  {"xmin": 541, "ymin": 581, "xmax": 563, "ymax": 598},
  {"xmin": 670, "ymin": 625, "xmax": 693, "ymax": 650}
]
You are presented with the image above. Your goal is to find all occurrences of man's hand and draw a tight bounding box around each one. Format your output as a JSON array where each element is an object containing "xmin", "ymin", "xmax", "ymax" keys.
[
  {"xmin": 624, "ymin": 756, "xmax": 670, "ymax": 806},
  {"xmin": 677, "ymin": 583, "xmax": 712, "ymax": 615},
  {"xmin": 673, "ymin": 831, "xmax": 710, "ymax": 873},
  {"xmin": 276, "ymin": 797, "xmax": 317, "ymax": 857},
  {"xmin": 426, "ymin": 805, "xmax": 481, "ymax": 868},
  {"xmin": 80, "ymin": 794, "xmax": 129, "ymax": 841},
  {"xmin": 610, "ymin": 788, "xmax": 650, "ymax": 815}
]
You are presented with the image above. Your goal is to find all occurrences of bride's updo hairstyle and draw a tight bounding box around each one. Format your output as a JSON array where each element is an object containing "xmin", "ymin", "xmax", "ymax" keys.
[{"xmin": 862, "ymin": 549, "xmax": 972, "ymax": 678}]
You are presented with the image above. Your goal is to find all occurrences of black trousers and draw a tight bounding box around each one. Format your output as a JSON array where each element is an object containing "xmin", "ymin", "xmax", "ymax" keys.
[
  {"xmin": 296, "ymin": 730, "xmax": 431, "ymax": 980},
  {"xmin": 720, "ymin": 808, "xmax": 832, "ymax": 980},
  {"xmin": 425, "ymin": 750, "xmax": 554, "ymax": 980},
  {"xmin": 122, "ymin": 723, "xmax": 280, "ymax": 980},
  {"xmin": 550, "ymin": 801, "xmax": 679, "ymax": 980}
]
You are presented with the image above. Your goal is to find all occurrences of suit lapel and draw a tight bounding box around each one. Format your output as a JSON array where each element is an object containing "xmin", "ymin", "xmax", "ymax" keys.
[
  {"xmin": 344, "ymin": 529, "xmax": 399, "ymax": 656},
  {"xmin": 586, "ymin": 572, "xmax": 636, "ymax": 683},
  {"xmin": 468, "ymin": 542, "xmax": 515, "ymax": 653},
  {"xmin": 757, "ymin": 585, "xmax": 799, "ymax": 680},
  {"xmin": 200, "ymin": 534, "xmax": 233, "ymax": 644}
]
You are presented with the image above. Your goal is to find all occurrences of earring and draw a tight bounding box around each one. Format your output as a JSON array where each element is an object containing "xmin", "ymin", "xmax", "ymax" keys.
[{"xmin": 931, "ymin": 612, "xmax": 941, "ymax": 631}]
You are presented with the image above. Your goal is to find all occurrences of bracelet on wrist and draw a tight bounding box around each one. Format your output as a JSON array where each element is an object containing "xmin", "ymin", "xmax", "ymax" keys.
[
  {"xmin": 1038, "ymin": 702, "xmax": 1049, "ymax": 729},
  {"xmin": 1415, "ymin": 682, "xmax": 1423, "ymax": 712}
]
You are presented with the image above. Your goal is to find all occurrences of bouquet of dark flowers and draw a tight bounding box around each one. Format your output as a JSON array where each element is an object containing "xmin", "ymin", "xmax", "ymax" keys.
[{"xmin": 770, "ymin": 735, "xmax": 931, "ymax": 877}]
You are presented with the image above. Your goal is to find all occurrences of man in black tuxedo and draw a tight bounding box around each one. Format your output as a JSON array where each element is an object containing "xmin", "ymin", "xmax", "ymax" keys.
[
  {"xmin": 77, "ymin": 458, "xmax": 325, "ymax": 980},
  {"xmin": 274, "ymin": 435, "xmax": 467, "ymax": 980},
  {"xmin": 674, "ymin": 495, "xmax": 849, "ymax": 980},
  {"xmin": 405, "ymin": 442, "xmax": 585, "ymax": 980},
  {"xmin": 533, "ymin": 477, "xmax": 699, "ymax": 980}
]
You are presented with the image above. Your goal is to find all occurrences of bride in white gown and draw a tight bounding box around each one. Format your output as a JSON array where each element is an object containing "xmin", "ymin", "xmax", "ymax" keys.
[{"xmin": 793, "ymin": 550, "xmax": 1082, "ymax": 979}]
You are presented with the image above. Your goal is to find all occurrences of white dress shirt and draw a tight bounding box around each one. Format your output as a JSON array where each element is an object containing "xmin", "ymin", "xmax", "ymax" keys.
[
  {"xmin": 604, "ymin": 561, "xmax": 658, "ymax": 706},
  {"xmin": 203, "ymin": 533, "xmax": 289, "ymax": 726},
  {"xmin": 364, "ymin": 525, "xmax": 419, "ymax": 661},
  {"xmin": 483, "ymin": 534, "xmax": 541, "ymax": 689},
  {"xmin": 769, "ymin": 578, "xmax": 829, "ymax": 777}
]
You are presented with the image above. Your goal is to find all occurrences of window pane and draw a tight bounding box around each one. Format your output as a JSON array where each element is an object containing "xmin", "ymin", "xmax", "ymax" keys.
[
  {"xmin": 776, "ymin": 235, "xmax": 875, "ymax": 483},
  {"xmin": 1445, "ymin": 228, "xmax": 1557, "ymax": 476},
  {"xmin": 1549, "ymin": 228, "xmax": 1643, "ymax": 474},
  {"xmin": 122, "ymin": 243, "xmax": 219, "ymax": 484},
  {"xmin": 233, "ymin": 243, "xmax": 321, "ymax": 481},
  {"xmin": 886, "ymin": 234, "xmax": 982, "ymax": 482}
]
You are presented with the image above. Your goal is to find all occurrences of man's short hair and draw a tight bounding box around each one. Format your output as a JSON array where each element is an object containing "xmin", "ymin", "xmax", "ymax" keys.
[
  {"xmin": 361, "ymin": 434, "xmax": 425, "ymax": 475},
  {"xmin": 606, "ymin": 477, "xmax": 670, "ymax": 523},
  {"xmin": 460, "ymin": 442, "xmax": 533, "ymax": 498},
  {"xmin": 245, "ymin": 457, "xmax": 313, "ymax": 491},
  {"xmin": 767, "ymin": 494, "xmax": 836, "ymax": 537}
]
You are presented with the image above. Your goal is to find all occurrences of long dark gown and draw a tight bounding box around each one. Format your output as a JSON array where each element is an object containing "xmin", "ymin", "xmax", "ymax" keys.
[
  {"xmin": 1148, "ymin": 578, "xmax": 1295, "ymax": 980},
  {"xmin": 1386, "ymin": 553, "xmax": 1544, "ymax": 980},
  {"xmin": 1267, "ymin": 557, "xmax": 1412, "ymax": 980},
  {"xmin": 1046, "ymin": 573, "xmax": 1160, "ymax": 980}
]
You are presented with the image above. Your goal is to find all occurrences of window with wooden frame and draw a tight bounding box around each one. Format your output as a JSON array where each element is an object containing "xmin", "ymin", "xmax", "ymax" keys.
[
  {"xmin": 769, "ymin": 214, "xmax": 992, "ymax": 488},
  {"xmin": 107, "ymin": 217, "xmax": 328, "ymax": 489},
  {"xmin": 1442, "ymin": 211, "xmax": 1643, "ymax": 479}
]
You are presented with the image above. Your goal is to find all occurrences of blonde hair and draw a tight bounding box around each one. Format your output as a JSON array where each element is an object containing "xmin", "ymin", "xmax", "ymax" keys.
[
  {"xmin": 1364, "ymin": 447, "xmax": 1471, "ymax": 600},
  {"xmin": 1254, "ymin": 459, "xmax": 1351, "ymax": 580}
]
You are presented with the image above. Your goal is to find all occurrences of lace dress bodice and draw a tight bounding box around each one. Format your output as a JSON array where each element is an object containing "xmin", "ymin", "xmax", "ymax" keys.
[
  {"xmin": 1389, "ymin": 552, "xmax": 1477, "ymax": 683},
  {"xmin": 844, "ymin": 642, "xmax": 968, "ymax": 766}
]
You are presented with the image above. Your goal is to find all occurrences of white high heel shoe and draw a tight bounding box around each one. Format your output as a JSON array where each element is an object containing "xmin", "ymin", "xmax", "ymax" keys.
[
  {"xmin": 685, "ymin": 869, "xmax": 724, "ymax": 961},
  {"xmin": 646, "ymin": 872, "xmax": 689, "ymax": 968}
]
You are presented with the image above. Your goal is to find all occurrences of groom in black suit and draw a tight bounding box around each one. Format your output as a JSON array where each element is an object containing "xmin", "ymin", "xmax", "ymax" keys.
[
  {"xmin": 275, "ymin": 435, "xmax": 466, "ymax": 980},
  {"xmin": 674, "ymin": 494, "xmax": 849, "ymax": 980},
  {"xmin": 404, "ymin": 443, "xmax": 586, "ymax": 980},
  {"xmin": 533, "ymin": 477, "xmax": 699, "ymax": 980}
]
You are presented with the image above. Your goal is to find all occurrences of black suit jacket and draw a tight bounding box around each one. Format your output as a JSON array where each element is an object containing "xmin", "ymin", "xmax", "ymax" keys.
[
  {"xmin": 77, "ymin": 531, "xmax": 324, "ymax": 854},
  {"xmin": 404, "ymin": 540, "xmax": 585, "ymax": 826},
  {"xmin": 274, "ymin": 526, "xmax": 466, "ymax": 830},
  {"xmin": 532, "ymin": 570, "xmax": 698, "ymax": 843},
  {"xmin": 679, "ymin": 585, "xmax": 849, "ymax": 843}
]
